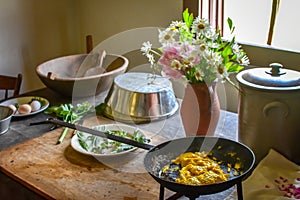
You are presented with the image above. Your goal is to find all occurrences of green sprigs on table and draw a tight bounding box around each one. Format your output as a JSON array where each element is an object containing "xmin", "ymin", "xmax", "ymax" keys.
[
  {"xmin": 45, "ymin": 101, "xmax": 94, "ymax": 144},
  {"xmin": 77, "ymin": 128, "xmax": 150, "ymax": 154}
]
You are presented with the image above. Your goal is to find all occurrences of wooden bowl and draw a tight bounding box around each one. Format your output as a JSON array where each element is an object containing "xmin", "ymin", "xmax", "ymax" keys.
[{"xmin": 36, "ymin": 54, "xmax": 128, "ymax": 98}]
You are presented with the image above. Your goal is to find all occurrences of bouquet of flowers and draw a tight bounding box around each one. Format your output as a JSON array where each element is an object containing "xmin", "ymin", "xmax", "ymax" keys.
[{"xmin": 141, "ymin": 9, "xmax": 249, "ymax": 86}]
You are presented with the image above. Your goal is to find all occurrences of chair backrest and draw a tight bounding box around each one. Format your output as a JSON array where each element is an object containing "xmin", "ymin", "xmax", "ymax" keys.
[{"xmin": 0, "ymin": 73, "xmax": 22, "ymax": 100}]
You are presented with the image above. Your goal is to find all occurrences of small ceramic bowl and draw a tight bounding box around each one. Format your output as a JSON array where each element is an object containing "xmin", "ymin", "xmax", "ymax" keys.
[{"xmin": 0, "ymin": 106, "xmax": 14, "ymax": 135}]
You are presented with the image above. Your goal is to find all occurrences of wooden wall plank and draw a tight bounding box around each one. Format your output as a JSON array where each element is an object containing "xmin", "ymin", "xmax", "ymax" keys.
[{"xmin": 183, "ymin": 0, "xmax": 199, "ymax": 17}]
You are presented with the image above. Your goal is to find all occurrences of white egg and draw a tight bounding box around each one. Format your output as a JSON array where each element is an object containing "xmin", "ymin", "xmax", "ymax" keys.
[
  {"xmin": 7, "ymin": 104, "xmax": 17, "ymax": 114},
  {"xmin": 18, "ymin": 104, "xmax": 32, "ymax": 114},
  {"xmin": 30, "ymin": 100, "xmax": 41, "ymax": 112}
]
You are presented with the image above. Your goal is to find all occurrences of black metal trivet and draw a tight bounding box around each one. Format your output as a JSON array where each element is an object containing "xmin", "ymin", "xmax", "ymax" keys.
[{"xmin": 159, "ymin": 182, "xmax": 244, "ymax": 200}]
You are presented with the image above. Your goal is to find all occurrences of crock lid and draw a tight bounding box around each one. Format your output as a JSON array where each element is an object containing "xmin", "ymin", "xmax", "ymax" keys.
[
  {"xmin": 114, "ymin": 72, "xmax": 173, "ymax": 93},
  {"xmin": 236, "ymin": 63, "xmax": 300, "ymax": 90}
]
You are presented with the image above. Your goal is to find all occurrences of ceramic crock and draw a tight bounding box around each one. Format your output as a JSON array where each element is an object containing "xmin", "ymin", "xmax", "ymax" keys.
[{"xmin": 236, "ymin": 63, "xmax": 300, "ymax": 164}]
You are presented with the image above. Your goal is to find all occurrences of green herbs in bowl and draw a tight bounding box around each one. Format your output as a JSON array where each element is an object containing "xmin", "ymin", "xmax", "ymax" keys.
[{"xmin": 71, "ymin": 124, "xmax": 150, "ymax": 157}]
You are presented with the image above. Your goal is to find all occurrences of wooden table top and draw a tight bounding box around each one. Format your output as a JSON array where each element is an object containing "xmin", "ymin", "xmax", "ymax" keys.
[{"xmin": 0, "ymin": 88, "xmax": 239, "ymax": 200}]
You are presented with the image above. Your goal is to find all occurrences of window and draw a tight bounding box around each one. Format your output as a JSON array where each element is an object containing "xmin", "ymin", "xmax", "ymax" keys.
[
  {"xmin": 223, "ymin": 0, "xmax": 300, "ymax": 53},
  {"xmin": 272, "ymin": 0, "xmax": 300, "ymax": 52},
  {"xmin": 184, "ymin": 0, "xmax": 300, "ymax": 53},
  {"xmin": 223, "ymin": 0, "xmax": 272, "ymax": 45}
]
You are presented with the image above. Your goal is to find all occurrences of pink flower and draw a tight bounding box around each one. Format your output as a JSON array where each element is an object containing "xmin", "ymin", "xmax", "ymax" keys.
[
  {"xmin": 158, "ymin": 44, "xmax": 181, "ymax": 67},
  {"xmin": 161, "ymin": 65, "xmax": 183, "ymax": 80}
]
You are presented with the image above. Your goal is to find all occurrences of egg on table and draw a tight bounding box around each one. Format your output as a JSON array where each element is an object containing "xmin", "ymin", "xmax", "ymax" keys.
[
  {"xmin": 30, "ymin": 100, "xmax": 41, "ymax": 112},
  {"xmin": 7, "ymin": 104, "xmax": 17, "ymax": 114},
  {"xmin": 18, "ymin": 104, "xmax": 32, "ymax": 114}
]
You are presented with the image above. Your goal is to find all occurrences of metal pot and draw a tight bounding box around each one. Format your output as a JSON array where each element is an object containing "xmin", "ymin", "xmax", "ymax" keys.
[
  {"xmin": 103, "ymin": 72, "xmax": 179, "ymax": 124},
  {"xmin": 0, "ymin": 106, "xmax": 13, "ymax": 135},
  {"xmin": 236, "ymin": 63, "xmax": 300, "ymax": 164}
]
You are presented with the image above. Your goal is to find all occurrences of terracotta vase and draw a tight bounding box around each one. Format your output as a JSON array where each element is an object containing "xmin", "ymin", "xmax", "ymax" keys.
[{"xmin": 180, "ymin": 82, "xmax": 220, "ymax": 137}]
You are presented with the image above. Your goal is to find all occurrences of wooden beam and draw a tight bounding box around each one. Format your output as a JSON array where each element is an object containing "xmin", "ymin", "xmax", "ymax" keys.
[
  {"xmin": 183, "ymin": 0, "xmax": 199, "ymax": 17},
  {"xmin": 267, "ymin": 0, "xmax": 281, "ymax": 45}
]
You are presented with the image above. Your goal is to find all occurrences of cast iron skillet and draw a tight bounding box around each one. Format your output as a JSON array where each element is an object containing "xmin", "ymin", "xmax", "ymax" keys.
[
  {"xmin": 30, "ymin": 118, "xmax": 255, "ymax": 199},
  {"xmin": 144, "ymin": 136, "xmax": 255, "ymax": 199}
]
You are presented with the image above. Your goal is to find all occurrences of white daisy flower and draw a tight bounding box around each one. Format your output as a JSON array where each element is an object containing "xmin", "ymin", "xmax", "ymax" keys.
[
  {"xmin": 146, "ymin": 53, "xmax": 155, "ymax": 66},
  {"xmin": 199, "ymin": 44, "xmax": 207, "ymax": 52},
  {"xmin": 159, "ymin": 28, "xmax": 175, "ymax": 45},
  {"xmin": 204, "ymin": 29, "xmax": 218, "ymax": 40},
  {"xmin": 206, "ymin": 52, "xmax": 222, "ymax": 68},
  {"xmin": 182, "ymin": 56, "xmax": 193, "ymax": 65},
  {"xmin": 195, "ymin": 69, "xmax": 204, "ymax": 81},
  {"xmin": 141, "ymin": 41, "xmax": 152, "ymax": 55},
  {"xmin": 212, "ymin": 53, "xmax": 223, "ymax": 65},
  {"xmin": 169, "ymin": 21, "xmax": 187, "ymax": 32},
  {"xmin": 191, "ymin": 17, "xmax": 211, "ymax": 36},
  {"xmin": 231, "ymin": 43, "xmax": 242, "ymax": 55},
  {"xmin": 217, "ymin": 65, "xmax": 229, "ymax": 83},
  {"xmin": 238, "ymin": 55, "xmax": 250, "ymax": 65},
  {"xmin": 171, "ymin": 59, "xmax": 183, "ymax": 70},
  {"xmin": 208, "ymin": 41, "xmax": 220, "ymax": 49},
  {"xmin": 217, "ymin": 64, "xmax": 227, "ymax": 75}
]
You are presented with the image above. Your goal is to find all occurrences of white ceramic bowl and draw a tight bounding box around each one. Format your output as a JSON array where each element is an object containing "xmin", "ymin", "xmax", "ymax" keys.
[
  {"xmin": 71, "ymin": 123, "xmax": 148, "ymax": 158},
  {"xmin": 36, "ymin": 54, "xmax": 128, "ymax": 98}
]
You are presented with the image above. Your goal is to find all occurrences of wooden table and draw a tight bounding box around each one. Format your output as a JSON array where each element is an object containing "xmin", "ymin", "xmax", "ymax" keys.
[{"xmin": 0, "ymin": 88, "xmax": 239, "ymax": 200}]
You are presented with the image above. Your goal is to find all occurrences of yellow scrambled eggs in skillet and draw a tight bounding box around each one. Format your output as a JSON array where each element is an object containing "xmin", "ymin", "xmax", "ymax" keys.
[{"xmin": 162, "ymin": 152, "xmax": 229, "ymax": 185}]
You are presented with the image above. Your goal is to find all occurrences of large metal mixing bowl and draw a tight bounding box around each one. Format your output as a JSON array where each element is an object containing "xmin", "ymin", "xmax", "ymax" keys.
[{"xmin": 103, "ymin": 72, "xmax": 179, "ymax": 123}]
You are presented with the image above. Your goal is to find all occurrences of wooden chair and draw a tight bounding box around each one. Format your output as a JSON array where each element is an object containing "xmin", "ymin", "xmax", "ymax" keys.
[
  {"xmin": 0, "ymin": 73, "xmax": 22, "ymax": 100},
  {"xmin": 86, "ymin": 35, "xmax": 93, "ymax": 53}
]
